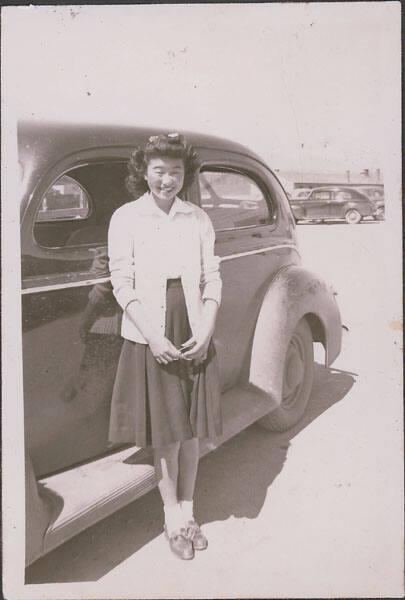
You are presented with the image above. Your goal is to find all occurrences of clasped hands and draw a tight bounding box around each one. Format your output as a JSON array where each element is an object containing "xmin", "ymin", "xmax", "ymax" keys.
[{"xmin": 148, "ymin": 331, "xmax": 212, "ymax": 366}]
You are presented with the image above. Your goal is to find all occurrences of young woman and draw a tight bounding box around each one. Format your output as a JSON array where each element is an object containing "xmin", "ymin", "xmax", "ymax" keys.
[{"xmin": 108, "ymin": 133, "xmax": 223, "ymax": 560}]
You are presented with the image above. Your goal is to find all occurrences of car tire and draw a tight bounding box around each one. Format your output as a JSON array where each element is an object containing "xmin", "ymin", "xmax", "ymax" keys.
[
  {"xmin": 258, "ymin": 318, "xmax": 314, "ymax": 432},
  {"xmin": 345, "ymin": 209, "xmax": 362, "ymax": 224}
]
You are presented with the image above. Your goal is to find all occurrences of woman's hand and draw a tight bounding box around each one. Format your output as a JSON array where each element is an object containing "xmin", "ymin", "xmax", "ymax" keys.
[
  {"xmin": 181, "ymin": 299, "xmax": 219, "ymax": 365},
  {"xmin": 148, "ymin": 336, "xmax": 182, "ymax": 365},
  {"xmin": 181, "ymin": 332, "xmax": 212, "ymax": 366}
]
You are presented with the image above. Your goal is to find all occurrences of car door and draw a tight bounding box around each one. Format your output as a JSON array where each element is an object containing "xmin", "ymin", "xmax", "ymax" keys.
[
  {"xmin": 304, "ymin": 190, "xmax": 332, "ymax": 219},
  {"xmin": 196, "ymin": 149, "xmax": 300, "ymax": 391},
  {"xmin": 327, "ymin": 189, "xmax": 352, "ymax": 219},
  {"xmin": 21, "ymin": 152, "xmax": 133, "ymax": 477}
]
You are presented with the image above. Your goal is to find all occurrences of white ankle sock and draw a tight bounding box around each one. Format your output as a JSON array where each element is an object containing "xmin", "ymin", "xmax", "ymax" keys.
[
  {"xmin": 164, "ymin": 504, "xmax": 183, "ymax": 535},
  {"xmin": 180, "ymin": 500, "xmax": 194, "ymax": 522}
]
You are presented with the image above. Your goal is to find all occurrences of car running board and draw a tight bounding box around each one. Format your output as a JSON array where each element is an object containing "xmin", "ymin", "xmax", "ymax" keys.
[{"xmin": 38, "ymin": 385, "xmax": 274, "ymax": 559}]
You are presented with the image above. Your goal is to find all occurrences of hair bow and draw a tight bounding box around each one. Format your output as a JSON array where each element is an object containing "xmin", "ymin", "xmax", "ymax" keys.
[{"xmin": 148, "ymin": 132, "xmax": 181, "ymax": 144}]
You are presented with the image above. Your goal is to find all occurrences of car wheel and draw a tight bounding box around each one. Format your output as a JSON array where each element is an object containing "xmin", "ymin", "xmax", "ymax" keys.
[
  {"xmin": 258, "ymin": 318, "xmax": 314, "ymax": 432},
  {"xmin": 345, "ymin": 209, "xmax": 362, "ymax": 224}
]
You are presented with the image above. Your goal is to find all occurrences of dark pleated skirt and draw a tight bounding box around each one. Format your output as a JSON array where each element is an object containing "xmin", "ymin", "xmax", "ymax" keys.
[{"xmin": 108, "ymin": 279, "xmax": 223, "ymax": 448}]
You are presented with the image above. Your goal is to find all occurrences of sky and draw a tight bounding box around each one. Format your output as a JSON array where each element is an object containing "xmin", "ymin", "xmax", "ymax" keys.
[{"xmin": 2, "ymin": 3, "xmax": 401, "ymax": 173}]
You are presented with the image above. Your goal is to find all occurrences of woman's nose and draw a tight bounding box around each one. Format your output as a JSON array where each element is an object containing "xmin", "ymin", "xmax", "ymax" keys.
[{"xmin": 161, "ymin": 173, "xmax": 171, "ymax": 184}]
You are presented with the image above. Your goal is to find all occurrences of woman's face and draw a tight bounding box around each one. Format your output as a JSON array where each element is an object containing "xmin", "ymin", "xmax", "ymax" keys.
[{"xmin": 145, "ymin": 156, "xmax": 185, "ymax": 203}]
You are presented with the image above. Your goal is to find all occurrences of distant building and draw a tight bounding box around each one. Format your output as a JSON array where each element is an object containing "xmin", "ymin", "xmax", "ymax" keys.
[{"xmin": 275, "ymin": 168, "xmax": 383, "ymax": 191}]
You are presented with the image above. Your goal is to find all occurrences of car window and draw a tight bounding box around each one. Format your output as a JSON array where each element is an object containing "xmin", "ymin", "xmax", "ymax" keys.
[
  {"xmin": 36, "ymin": 175, "xmax": 90, "ymax": 222},
  {"xmin": 335, "ymin": 190, "xmax": 352, "ymax": 201},
  {"xmin": 33, "ymin": 162, "xmax": 131, "ymax": 249},
  {"xmin": 313, "ymin": 191, "xmax": 331, "ymax": 201},
  {"xmin": 199, "ymin": 169, "xmax": 271, "ymax": 231}
]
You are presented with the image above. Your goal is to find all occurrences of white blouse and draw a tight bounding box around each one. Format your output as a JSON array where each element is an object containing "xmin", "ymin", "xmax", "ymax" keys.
[
  {"xmin": 154, "ymin": 202, "xmax": 185, "ymax": 279},
  {"xmin": 108, "ymin": 192, "xmax": 222, "ymax": 344}
]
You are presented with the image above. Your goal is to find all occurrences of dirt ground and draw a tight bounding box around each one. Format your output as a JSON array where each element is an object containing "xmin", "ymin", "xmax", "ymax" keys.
[{"xmin": 25, "ymin": 220, "xmax": 403, "ymax": 598}]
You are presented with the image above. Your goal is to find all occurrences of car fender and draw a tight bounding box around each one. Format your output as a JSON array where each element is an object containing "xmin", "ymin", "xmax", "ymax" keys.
[
  {"xmin": 343, "ymin": 201, "xmax": 370, "ymax": 216},
  {"xmin": 249, "ymin": 265, "xmax": 342, "ymax": 406}
]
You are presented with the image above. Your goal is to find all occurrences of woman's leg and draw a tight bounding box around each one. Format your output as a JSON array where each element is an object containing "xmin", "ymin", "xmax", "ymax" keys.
[
  {"xmin": 155, "ymin": 441, "xmax": 183, "ymax": 534},
  {"xmin": 177, "ymin": 438, "xmax": 208, "ymax": 549},
  {"xmin": 177, "ymin": 438, "xmax": 199, "ymax": 520}
]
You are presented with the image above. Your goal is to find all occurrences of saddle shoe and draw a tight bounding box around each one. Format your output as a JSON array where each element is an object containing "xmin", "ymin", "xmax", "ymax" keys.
[
  {"xmin": 185, "ymin": 520, "xmax": 208, "ymax": 551},
  {"xmin": 164, "ymin": 526, "xmax": 194, "ymax": 560}
]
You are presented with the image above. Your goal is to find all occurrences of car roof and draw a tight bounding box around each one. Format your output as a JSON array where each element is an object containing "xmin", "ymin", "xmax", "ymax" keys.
[
  {"xmin": 18, "ymin": 119, "xmax": 264, "ymax": 168},
  {"xmin": 310, "ymin": 186, "xmax": 366, "ymax": 193}
]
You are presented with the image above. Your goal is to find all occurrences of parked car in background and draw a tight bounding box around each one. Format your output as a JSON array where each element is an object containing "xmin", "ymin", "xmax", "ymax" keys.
[
  {"xmin": 290, "ymin": 186, "xmax": 384, "ymax": 224},
  {"xmin": 290, "ymin": 187, "xmax": 312, "ymax": 201},
  {"xmin": 19, "ymin": 120, "xmax": 342, "ymax": 566}
]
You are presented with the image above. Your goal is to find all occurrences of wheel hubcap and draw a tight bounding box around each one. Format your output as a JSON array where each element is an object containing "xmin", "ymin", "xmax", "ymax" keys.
[{"xmin": 347, "ymin": 211, "xmax": 359, "ymax": 223}]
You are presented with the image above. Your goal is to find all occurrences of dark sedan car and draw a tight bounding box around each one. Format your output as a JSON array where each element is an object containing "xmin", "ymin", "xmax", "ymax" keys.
[
  {"xmin": 19, "ymin": 120, "xmax": 342, "ymax": 565},
  {"xmin": 290, "ymin": 186, "xmax": 384, "ymax": 224}
]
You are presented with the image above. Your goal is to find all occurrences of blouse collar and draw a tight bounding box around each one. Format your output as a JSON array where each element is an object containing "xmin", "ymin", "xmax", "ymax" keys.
[{"xmin": 136, "ymin": 192, "xmax": 194, "ymax": 218}]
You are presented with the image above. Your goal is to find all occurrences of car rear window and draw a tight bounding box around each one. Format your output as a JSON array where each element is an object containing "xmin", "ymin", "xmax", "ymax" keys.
[
  {"xmin": 33, "ymin": 162, "xmax": 131, "ymax": 249},
  {"xmin": 36, "ymin": 175, "xmax": 91, "ymax": 222}
]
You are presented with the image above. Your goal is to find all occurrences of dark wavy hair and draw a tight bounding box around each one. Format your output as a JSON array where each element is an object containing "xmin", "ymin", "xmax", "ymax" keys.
[{"xmin": 126, "ymin": 133, "xmax": 200, "ymax": 199}]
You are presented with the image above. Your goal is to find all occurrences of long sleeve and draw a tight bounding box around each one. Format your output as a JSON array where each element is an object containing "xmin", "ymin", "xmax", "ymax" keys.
[
  {"xmin": 87, "ymin": 249, "xmax": 113, "ymax": 305},
  {"xmin": 199, "ymin": 210, "xmax": 222, "ymax": 306},
  {"xmin": 108, "ymin": 208, "xmax": 138, "ymax": 311}
]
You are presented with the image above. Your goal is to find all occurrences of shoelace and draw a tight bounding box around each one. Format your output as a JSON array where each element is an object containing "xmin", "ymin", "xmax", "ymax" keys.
[{"xmin": 186, "ymin": 522, "xmax": 201, "ymax": 539}]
